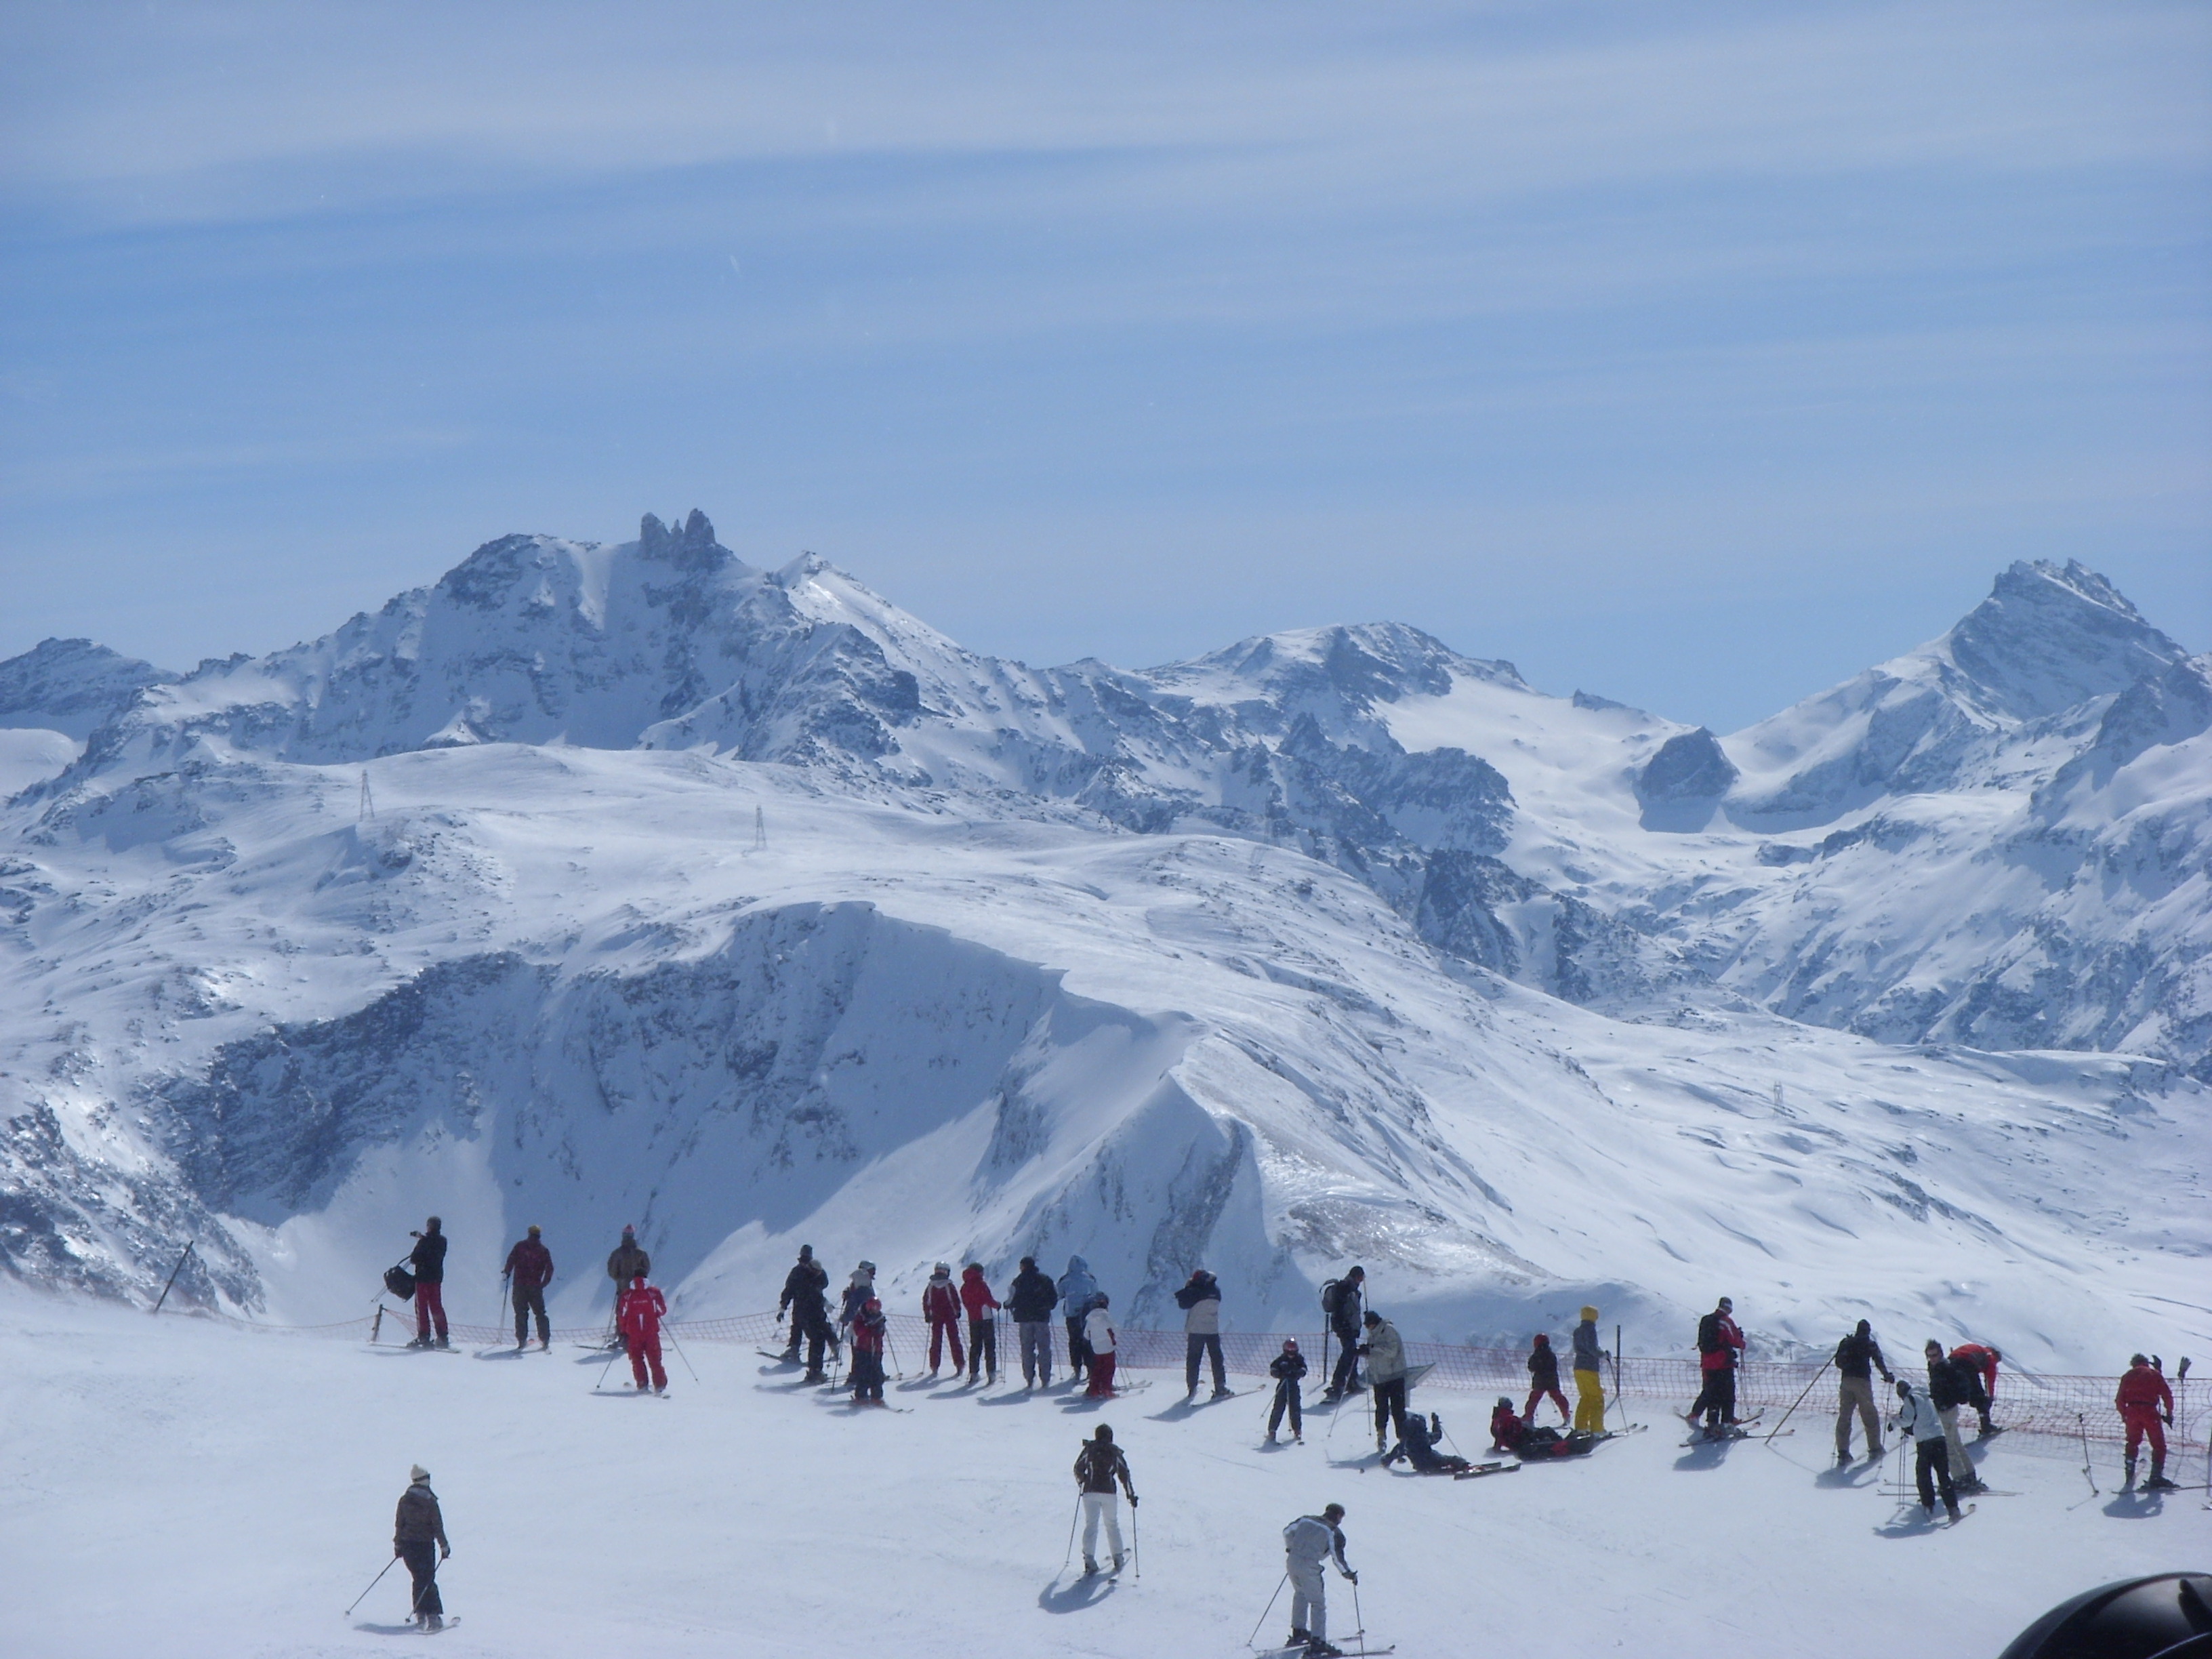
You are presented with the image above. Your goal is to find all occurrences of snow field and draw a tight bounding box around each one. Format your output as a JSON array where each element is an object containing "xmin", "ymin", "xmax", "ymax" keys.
[{"xmin": 0, "ymin": 1292, "xmax": 2196, "ymax": 1659}]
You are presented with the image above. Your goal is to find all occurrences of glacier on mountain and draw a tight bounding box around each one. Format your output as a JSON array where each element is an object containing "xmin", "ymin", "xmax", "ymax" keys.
[{"xmin": 1, "ymin": 514, "xmax": 2204, "ymax": 1368}]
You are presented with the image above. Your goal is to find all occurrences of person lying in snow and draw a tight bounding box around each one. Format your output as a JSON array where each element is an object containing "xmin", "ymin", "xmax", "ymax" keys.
[
  {"xmin": 1490, "ymin": 1397, "xmax": 1525, "ymax": 1454},
  {"xmin": 1511, "ymin": 1424, "xmax": 1603, "ymax": 1460},
  {"xmin": 1382, "ymin": 1410, "xmax": 1473, "ymax": 1474}
]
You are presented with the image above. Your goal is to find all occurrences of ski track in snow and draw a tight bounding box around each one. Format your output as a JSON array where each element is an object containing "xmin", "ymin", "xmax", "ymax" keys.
[{"xmin": 0, "ymin": 1292, "xmax": 2188, "ymax": 1659}]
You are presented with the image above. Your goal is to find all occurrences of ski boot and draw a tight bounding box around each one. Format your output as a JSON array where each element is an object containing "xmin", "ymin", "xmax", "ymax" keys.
[
  {"xmin": 1306, "ymin": 1639, "xmax": 1345, "ymax": 1658},
  {"xmin": 433, "ymin": 1335, "xmax": 451, "ymax": 1350},
  {"xmin": 1286, "ymin": 1630, "xmax": 1309, "ymax": 1651},
  {"xmin": 1111, "ymin": 1553, "xmax": 1125, "ymax": 1572},
  {"xmin": 1835, "ymin": 1450, "xmax": 1850, "ymax": 1467},
  {"xmin": 2144, "ymin": 1454, "xmax": 2178, "ymax": 1492},
  {"xmin": 1211, "ymin": 1387, "xmax": 1233, "ymax": 1401},
  {"xmin": 2124, "ymin": 1455, "xmax": 2139, "ymax": 1489},
  {"xmin": 1082, "ymin": 1556, "xmax": 1099, "ymax": 1576},
  {"xmin": 1265, "ymin": 1431, "xmax": 1278, "ymax": 1443},
  {"xmin": 1293, "ymin": 1433, "xmax": 1304, "ymax": 1444}
]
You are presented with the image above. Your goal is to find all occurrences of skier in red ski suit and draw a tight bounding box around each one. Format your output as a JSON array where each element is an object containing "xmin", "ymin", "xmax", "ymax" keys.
[
  {"xmin": 921, "ymin": 1263, "xmax": 965, "ymax": 1375},
  {"xmin": 960, "ymin": 1263, "xmax": 1000, "ymax": 1384},
  {"xmin": 619, "ymin": 1274, "xmax": 668, "ymax": 1393},
  {"xmin": 1949, "ymin": 1342, "xmax": 2001, "ymax": 1433},
  {"xmin": 2116, "ymin": 1354, "xmax": 2176, "ymax": 1489}
]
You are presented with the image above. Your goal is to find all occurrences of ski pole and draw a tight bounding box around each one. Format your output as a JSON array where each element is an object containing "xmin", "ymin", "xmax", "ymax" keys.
[
  {"xmin": 1244, "ymin": 1575, "xmax": 1288, "ymax": 1647},
  {"xmin": 1061, "ymin": 1496, "xmax": 1081, "ymax": 1571},
  {"xmin": 152, "ymin": 1241, "xmax": 195, "ymax": 1315},
  {"xmin": 2076, "ymin": 1412, "xmax": 2099, "ymax": 1496},
  {"xmin": 1130, "ymin": 1492, "xmax": 1141, "ymax": 1580},
  {"xmin": 596, "ymin": 1341, "xmax": 627, "ymax": 1391},
  {"xmin": 1351, "ymin": 1574, "xmax": 1366, "ymax": 1644},
  {"xmin": 344, "ymin": 1555, "xmax": 399, "ymax": 1616},
  {"xmin": 1767, "ymin": 1356, "xmax": 1830, "ymax": 1442},
  {"xmin": 665, "ymin": 1326, "xmax": 701, "ymax": 1385},
  {"xmin": 885, "ymin": 1326, "xmax": 905, "ymax": 1381}
]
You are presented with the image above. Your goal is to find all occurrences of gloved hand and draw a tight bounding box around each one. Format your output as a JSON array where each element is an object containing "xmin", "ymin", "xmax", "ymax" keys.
[
  {"xmin": 1129, "ymin": 1495, "xmax": 1140, "ymax": 1508},
  {"xmin": 394, "ymin": 1544, "xmax": 403, "ymax": 1559},
  {"xmin": 441, "ymin": 1546, "xmax": 451, "ymax": 1561},
  {"xmin": 1346, "ymin": 1570, "xmax": 1359, "ymax": 1584}
]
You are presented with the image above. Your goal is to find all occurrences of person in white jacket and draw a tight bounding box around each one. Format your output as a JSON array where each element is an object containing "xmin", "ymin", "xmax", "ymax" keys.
[
  {"xmin": 1888, "ymin": 1379, "xmax": 1963, "ymax": 1521},
  {"xmin": 1358, "ymin": 1311, "xmax": 1410, "ymax": 1450},
  {"xmin": 1281, "ymin": 1502, "xmax": 1356, "ymax": 1657},
  {"xmin": 1083, "ymin": 1294, "xmax": 1120, "ymax": 1398}
]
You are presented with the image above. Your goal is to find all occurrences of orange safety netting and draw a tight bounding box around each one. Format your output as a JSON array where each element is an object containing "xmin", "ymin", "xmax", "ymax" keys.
[{"xmin": 176, "ymin": 1305, "xmax": 2200, "ymax": 1450}]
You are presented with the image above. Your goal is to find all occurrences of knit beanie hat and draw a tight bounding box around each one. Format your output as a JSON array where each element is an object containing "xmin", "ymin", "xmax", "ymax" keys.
[{"xmin": 410, "ymin": 1465, "xmax": 430, "ymax": 1483}]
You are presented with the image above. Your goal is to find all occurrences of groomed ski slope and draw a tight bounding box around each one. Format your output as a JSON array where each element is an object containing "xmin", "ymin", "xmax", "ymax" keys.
[{"xmin": 1, "ymin": 1293, "xmax": 2193, "ymax": 1659}]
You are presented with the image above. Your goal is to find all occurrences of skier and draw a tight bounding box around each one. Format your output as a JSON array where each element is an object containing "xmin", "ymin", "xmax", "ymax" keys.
[
  {"xmin": 500, "ymin": 1224, "xmax": 553, "ymax": 1351},
  {"xmin": 777, "ymin": 1244, "xmax": 828, "ymax": 1359},
  {"xmin": 406, "ymin": 1218, "xmax": 449, "ymax": 1350},
  {"xmin": 1281, "ymin": 1502, "xmax": 1357, "ymax": 1658},
  {"xmin": 1176, "ymin": 1267, "xmax": 1230, "ymax": 1401},
  {"xmin": 1833, "ymin": 1319, "xmax": 1893, "ymax": 1464},
  {"xmin": 1357, "ymin": 1309, "xmax": 1408, "ymax": 1451},
  {"xmin": 1058, "ymin": 1255, "xmax": 1101, "ymax": 1381},
  {"xmin": 1083, "ymin": 1293, "xmax": 1120, "ymax": 1397},
  {"xmin": 619, "ymin": 1273, "xmax": 668, "ymax": 1393},
  {"xmin": 1320, "ymin": 1266, "xmax": 1366, "ymax": 1401},
  {"xmin": 2116, "ymin": 1353, "xmax": 2177, "ymax": 1490},
  {"xmin": 838, "ymin": 1261, "xmax": 878, "ymax": 1343},
  {"xmin": 781, "ymin": 1246, "xmax": 834, "ymax": 1380},
  {"xmin": 1889, "ymin": 1378, "xmax": 1963, "ymax": 1522},
  {"xmin": 392, "ymin": 1463, "xmax": 451, "ymax": 1632},
  {"xmin": 960, "ymin": 1262, "xmax": 1000, "ymax": 1384},
  {"xmin": 1950, "ymin": 1341, "xmax": 2003, "ymax": 1434},
  {"xmin": 1523, "ymin": 1332, "xmax": 1571, "ymax": 1426},
  {"xmin": 1007, "ymin": 1255, "xmax": 1060, "ymax": 1387},
  {"xmin": 1383, "ymin": 1410, "xmax": 1472, "ymax": 1475},
  {"xmin": 921, "ymin": 1262, "xmax": 966, "ymax": 1376},
  {"xmin": 1489, "ymin": 1397, "xmax": 1524, "ymax": 1454},
  {"xmin": 1268, "ymin": 1338, "xmax": 1308, "ymax": 1444},
  {"xmin": 850, "ymin": 1296, "xmax": 889, "ymax": 1405},
  {"xmin": 1570, "ymin": 1305, "xmax": 1606, "ymax": 1433},
  {"xmin": 1922, "ymin": 1340, "xmax": 1982, "ymax": 1494},
  {"xmin": 606, "ymin": 1225, "xmax": 649, "ymax": 1346},
  {"xmin": 1687, "ymin": 1296, "xmax": 1744, "ymax": 1433},
  {"xmin": 1071, "ymin": 1423, "xmax": 1138, "ymax": 1574}
]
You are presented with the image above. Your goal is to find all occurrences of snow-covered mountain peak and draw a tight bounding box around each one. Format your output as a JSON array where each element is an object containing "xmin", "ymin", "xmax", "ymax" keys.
[
  {"xmin": 0, "ymin": 637, "xmax": 178, "ymax": 740},
  {"xmin": 1938, "ymin": 557, "xmax": 2186, "ymax": 722}
]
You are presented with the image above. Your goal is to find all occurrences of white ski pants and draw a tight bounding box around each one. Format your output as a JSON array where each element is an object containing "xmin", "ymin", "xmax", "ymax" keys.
[
  {"xmin": 1938, "ymin": 1406, "xmax": 1973, "ymax": 1483},
  {"xmin": 1288, "ymin": 1557, "xmax": 1328, "ymax": 1641},
  {"xmin": 1080, "ymin": 1492, "xmax": 1123, "ymax": 1563}
]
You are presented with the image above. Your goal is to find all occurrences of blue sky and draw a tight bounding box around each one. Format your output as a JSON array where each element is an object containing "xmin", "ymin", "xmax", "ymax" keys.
[{"xmin": 2, "ymin": 1, "xmax": 2206, "ymax": 731}]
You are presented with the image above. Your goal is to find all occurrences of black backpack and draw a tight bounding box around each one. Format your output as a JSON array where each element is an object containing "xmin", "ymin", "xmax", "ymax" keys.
[
  {"xmin": 1321, "ymin": 1279, "xmax": 1344, "ymax": 1318},
  {"xmin": 383, "ymin": 1259, "xmax": 417, "ymax": 1302}
]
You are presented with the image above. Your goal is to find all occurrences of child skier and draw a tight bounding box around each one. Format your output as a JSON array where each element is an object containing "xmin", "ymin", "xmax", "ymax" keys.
[
  {"xmin": 922, "ymin": 1262, "xmax": 965, "ymax": 1376},
  {"xmin": 1083, "ymin": 1294, "xmax": 1119, "ymax": 1397},
  {"xmin": 1268, "ymin": 1338, "xmax": 1308, "ymax": 1443},
  {"xmin": 619, "ymin": 1273, "xmax": 668, "ymax": 1393},
  {"xmin": 1524, "ymin": 1332, "xmax": 1571, "ymax": 1426},
  {"xmin": 851, "ymin": 1296, "xmax": 889, "ymax": 1405},
  {"xmin": 1490, "ymin": 1397, "xmax": 1524, "ymax": 1454},
  {"xmin": 1889, "ymin": 1378, "xmax": 1963, "ymax": 1521}
]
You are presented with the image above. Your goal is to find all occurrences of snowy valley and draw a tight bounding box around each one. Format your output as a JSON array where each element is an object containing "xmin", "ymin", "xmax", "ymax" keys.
[{"xmin": 0, "ymin": 513, "xmax": 2205, "ymax": 1372}]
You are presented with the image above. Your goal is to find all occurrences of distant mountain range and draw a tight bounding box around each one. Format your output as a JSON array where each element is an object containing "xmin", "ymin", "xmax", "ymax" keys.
[{"xmin": 2, "ymin": 514, "xmax": 2204, "ymax": 1364}]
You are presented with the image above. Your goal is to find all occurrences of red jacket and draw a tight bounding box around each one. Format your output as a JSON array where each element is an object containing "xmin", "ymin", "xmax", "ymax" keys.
[
  {"xmin": 922, "ymin": 1279, "xmax": 961, "ymax": 1324},
  {"xmin": 504, "ymin": 1238, "xmax": 554, "ymax": 1290},
  {"xmin": 1950, "ymin": 1344, "xmax": 1999, "ymax": 1393},
  {"xmin": 618, "ymin": 1284, "xmax": 665, "ymax": 1346},
  {"xmin": 853, "ymin": 1308, "xmax": 886, "ymax": 1354},
  {"xmin": 959, "ymin": 1266, "xmax": 1000, "ymax": 1319},
  {"xmin": 1699, "ymin": 1313, "xmax": 1744, "ymax": 1372},
  {"xmin": 2116, "ymin": 1364, "xmax": 2172, "ymax": 1417}
]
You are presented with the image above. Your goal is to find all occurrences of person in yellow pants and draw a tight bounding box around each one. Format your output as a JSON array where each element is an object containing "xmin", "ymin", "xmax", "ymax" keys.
[{"xmin": 1571, "ymin": 1305, "xmax": 1607, "ymax": 1433}]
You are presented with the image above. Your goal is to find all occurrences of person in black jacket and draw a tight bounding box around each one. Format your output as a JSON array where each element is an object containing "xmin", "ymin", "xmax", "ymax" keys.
[
  {"xmin": 1322, "ymin": 1266, "xmax": 1366, "ymax": 1401},
  {"xmin": 1268, "ymin": 1338, "xmax": 1309, "ymax": 1443},
  {"xmin": 777, "ymin": 1245, "xmax": 830, "ymax": 1365},
  {"xmin": 1007, "ymin": 1256, "xmax": 1060, "ymax": 1388},
  {"xmin": 1176, "ymin": 1268, "xmax": 1229, "ymax": 1400},
  {"xmin": 1523, "ymin": 1334, "xmax": 1570, "ymax": 1425},
  {"xmin": 1383, "ymin": 1410, "xmax": 1473, "ymax": 1475},
  {"xmin": 1833, "ymin": 1320, "xmax": 1893, "ymax": 1464},
  {"xmin": 1923, "ymin": 1340, "xmax": 1984, "ymax": 1494},
  {"xmin": 407, "ymin": 1218, "xmax": 449, "ymax": 1349},
  {"xmin": 1072, "ymin": 1425, "xmax": 1138, "ymax": 1575}
]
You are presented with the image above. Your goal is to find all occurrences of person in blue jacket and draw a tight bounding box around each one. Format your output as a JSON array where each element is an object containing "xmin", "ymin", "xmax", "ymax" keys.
[{"xmin": 1057, "ymin": 1255, "xmax": 1102, "ymax": 1380}]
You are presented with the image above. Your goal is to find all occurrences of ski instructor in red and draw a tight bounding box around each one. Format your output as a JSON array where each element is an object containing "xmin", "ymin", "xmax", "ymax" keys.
[{"xmin": 620, "ymin": 1273, "xmax": 668, "ymax": 1393}]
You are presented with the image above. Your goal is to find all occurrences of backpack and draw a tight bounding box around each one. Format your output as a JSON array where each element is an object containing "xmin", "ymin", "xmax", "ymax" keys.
[
  {"xmin": 384, "ymin": 1261, "xmax": 417, "ymax": 1302},
  {"xmin": 1320, "ymin": 1279, "xmax": 1344, "ymax": 1318}
]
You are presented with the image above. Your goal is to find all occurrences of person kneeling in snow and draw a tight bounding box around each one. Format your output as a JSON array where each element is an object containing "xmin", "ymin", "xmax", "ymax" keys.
[
  {"xmin": 1490, "ymin": 1397, "xmax": 1525, "ymax": 1454},
  {"xmin": 619, "ymin": 1273, "xmax": 668, "ymax": 1393},
  {"xmin": 1383, "ymin": 1410, "xmax": 1471, "ymax": 1474},
  {"xmin": 850, "ymin": 1297, "xmax": 889, "ymax": 1405},
  {"xmin": 393, "ymin": 1464, "xmax": 451, "ymax": 1632}
]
